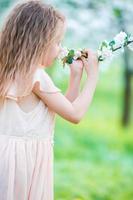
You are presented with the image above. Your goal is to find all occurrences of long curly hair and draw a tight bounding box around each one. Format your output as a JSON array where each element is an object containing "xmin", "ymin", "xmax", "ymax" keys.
[{"xmin": 0, "ymin": 0, "xmax": 65, "ymax": 106}]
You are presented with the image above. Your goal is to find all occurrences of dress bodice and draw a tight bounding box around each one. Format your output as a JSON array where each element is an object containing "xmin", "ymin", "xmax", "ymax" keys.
[{"xmin": 0, "ymin": 68, "xmax": 61, "ymax": 138}]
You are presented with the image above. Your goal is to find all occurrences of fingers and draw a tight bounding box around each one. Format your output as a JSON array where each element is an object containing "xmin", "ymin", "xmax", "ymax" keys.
[
  {"xmin": 80, "ymin": 56, "xmax": 88, "ymax": 65},
  {"xmin": 80, "ymin": 56, "xmax": 91, "ymax": 69},
  {"xmin": 85, "ymin": 49, "xmax": 98, "ymax": 63},
  {"xmin": 80, "ymin": 49, "xmax": 98, "ymax": 68},
  {"xmin": 84, "ymin": 49, "xmax": 97, "ymax": 58}
]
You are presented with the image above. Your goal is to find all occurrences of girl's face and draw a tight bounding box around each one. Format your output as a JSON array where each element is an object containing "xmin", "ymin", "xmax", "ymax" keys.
[{"xmin": 40, "ymin": 22, "xmax": 66, "ymax": 68}]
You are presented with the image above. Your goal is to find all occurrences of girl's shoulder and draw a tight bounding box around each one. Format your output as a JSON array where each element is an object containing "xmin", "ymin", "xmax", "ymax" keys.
[
  {"xmin": 32, "ymin": 68, "xmax": 61, "ymax": 93},
  {"xmin": 5, "ymin": 67, "xmax": 61, "ymax": 102}
]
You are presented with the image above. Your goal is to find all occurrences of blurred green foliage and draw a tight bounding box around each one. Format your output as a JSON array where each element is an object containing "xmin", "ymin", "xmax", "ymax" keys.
[{"xmin": 0, "ymin": 0, "xmax": 11, "ymax": 10}]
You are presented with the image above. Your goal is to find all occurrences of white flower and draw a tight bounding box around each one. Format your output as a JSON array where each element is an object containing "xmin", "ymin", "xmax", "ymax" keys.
[
  {"xmin": 98, "ymin": 47, "xmax": 113, "ymax": 60},
  {"xmin": 128, "ymin": 36, "xmax": 133, "ymax": 42},
  {"xmin": 114, "ymin": 31, "xmax": 127, "ymax": 47},
  {"xmin": 58, "ymin": 47, "xmax": 69, "ymax": 59},
  {"xmin": 128, "ymin": 43, "xmax": 133, "ymax": 51},
  {"xmin": 97, "ymin": 50, "xmax": 103, "ymax": 57},
  {"xmin": 73, "ymin": 50, "xmax": 82, "ymax": 60}
]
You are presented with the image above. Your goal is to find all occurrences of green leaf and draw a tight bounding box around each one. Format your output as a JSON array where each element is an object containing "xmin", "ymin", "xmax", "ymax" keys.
[
  {"xmin": 113, "ymin": 8, "xmax": 122, "ymax": 18},
  {"xmin": 68, "ymin": 49, "xmax": 75, "ymax": 57},
  {"xmin": 109, "ymin": 40, "xmax": 115, "ymax": 46},
  {"xmin": 109, "ymin": 40, "xmax": 115, "ymax": 50},
  {"xmin": 100, "ymin": 41, "xmax": 108, "ymax": 50},
  {"xmin": 66, "ymin": 57, "xmax": 73, "ymax": 64}
]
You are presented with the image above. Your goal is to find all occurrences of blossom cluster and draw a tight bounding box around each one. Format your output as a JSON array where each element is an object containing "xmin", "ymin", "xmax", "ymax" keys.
[
  {"xmin": 98, "ymin": 31, "xmax": 133, "ymax": 61},
  {"xmin": 58, "ymin": 31, "xmax": 133, "ymax": 66}
]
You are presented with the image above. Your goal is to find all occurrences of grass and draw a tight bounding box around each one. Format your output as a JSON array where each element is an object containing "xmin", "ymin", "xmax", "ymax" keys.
[{"xmin": 53, "ymin": 58, "xmax": 133, "ymax": 200}]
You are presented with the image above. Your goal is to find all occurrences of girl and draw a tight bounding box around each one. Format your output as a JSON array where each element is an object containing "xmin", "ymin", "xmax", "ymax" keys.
[{"xmin": 0, "ymin": 0, "xmax": 99, "ymax": 200}]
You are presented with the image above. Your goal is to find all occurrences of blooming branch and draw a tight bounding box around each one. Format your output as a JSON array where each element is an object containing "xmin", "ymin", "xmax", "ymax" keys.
[{"xmin": 58, "ymin": 31, "xmax": 133, "ymax": 67}]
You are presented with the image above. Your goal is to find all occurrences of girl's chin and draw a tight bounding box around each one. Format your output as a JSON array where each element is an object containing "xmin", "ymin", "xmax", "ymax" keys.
[
  {"xmin": 47, "ymin": 60, "xmax": 54, "ymax": 67},
  {"xmin": 41, "ymin": 63, "xmax": 51, "ymax": 68}
]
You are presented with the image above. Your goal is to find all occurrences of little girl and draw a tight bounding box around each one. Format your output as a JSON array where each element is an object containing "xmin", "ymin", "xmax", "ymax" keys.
[{"xmin": 0, "ymin": 1, "xmax": 99, "ymax": 200}]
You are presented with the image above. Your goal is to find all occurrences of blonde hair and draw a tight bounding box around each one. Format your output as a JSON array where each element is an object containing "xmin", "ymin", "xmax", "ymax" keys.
[{"xmin": 0, "ymin": 0, "xmax": 65, "ymax": 106}]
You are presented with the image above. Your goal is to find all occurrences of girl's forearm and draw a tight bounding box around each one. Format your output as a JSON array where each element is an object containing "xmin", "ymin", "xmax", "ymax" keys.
[
  {"xmin": 72, "ymin": 76, "xmax": 98, "ymax": 122},
  {"xmin": 65, "ymin": 73, "xmax": 82, "ymax": 102}
]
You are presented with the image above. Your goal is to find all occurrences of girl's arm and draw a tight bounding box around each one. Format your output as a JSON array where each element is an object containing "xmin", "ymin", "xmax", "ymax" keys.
[
  {"xmin": 65, "ymin": 59, "xmax": 83, "ymax": 102},
  {"xmin": 34, "ymin": 76, "xmax": 97, "ymax": 124},
  {"xmin": 33, "ymin": 49, "xmax": 99, "ymax": 124}
]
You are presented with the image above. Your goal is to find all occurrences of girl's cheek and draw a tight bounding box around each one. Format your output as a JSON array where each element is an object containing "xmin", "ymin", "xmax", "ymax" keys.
[
  {"xmin": 48, "ymin": 49, "xmax": 57, "ymax": 65},
  {"xmin": 52, "ymin": 49, "xmax": 58, "ymax": 60},
  {"xmin": 56, "ymin": 45, "xmax": 61, "ymax": 57},
  {"xmin": 52, "ymin": 46, "xmax": 59, "ymax": 59},
  {"xmin": 46, "ymin": 44, "xmax": 60, "ymax": 65}
]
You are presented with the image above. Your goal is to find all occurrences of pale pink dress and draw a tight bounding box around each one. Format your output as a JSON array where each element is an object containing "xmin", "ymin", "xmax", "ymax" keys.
[{"xmin": 0, "ymin": 68, "xmax": 61, "ymax": 200}]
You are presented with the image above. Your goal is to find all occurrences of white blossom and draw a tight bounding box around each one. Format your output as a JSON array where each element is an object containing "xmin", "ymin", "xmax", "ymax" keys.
[
  {"xmin": 58, "ymin": 47, "xmax": 69, "ymax": 59},
  {"xmin": 73, "ymin": 50, "xmax": 82, "ymax": 60},
  {"xmin": 128, "ymin": 36, "xmax": 133, "ymax": 42},
  {"xmin": 114, "ymin": 31, "xmax": 127, "ymax": 47},
  {"xmin": 128, "ymin": 43, "xmax": 133, "ymax": 51},
  {"xmin": 98, "ymin": 47, "xmax": 113, "ymax": 60},
  {"xmin": 97, "ymin": 50, "xmax": 103, "ymax": 57}
]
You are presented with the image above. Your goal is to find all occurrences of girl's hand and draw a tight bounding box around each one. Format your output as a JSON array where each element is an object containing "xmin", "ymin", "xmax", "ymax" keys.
[
  {"xmin": 69, "ymin": 59, "xmax": 84, "ymax": 78},
  {"xmin": 80, "ymin": 49, "xmax": 99, "ymax": 79}
]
